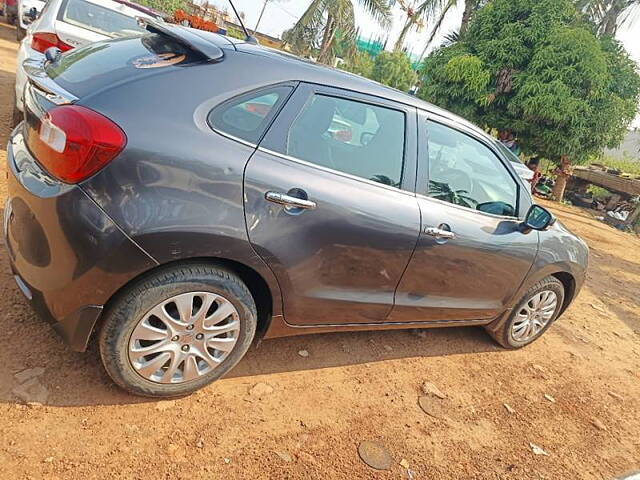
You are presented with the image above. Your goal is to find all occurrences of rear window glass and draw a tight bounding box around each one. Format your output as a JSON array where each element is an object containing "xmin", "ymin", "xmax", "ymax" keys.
[
  {"xmin": 58, "ymin": 0, "xmax": 146, "ymax": 37},
  {"xmin": 208, "ymin": 86, "xmax": 292, "ymax": 145}
]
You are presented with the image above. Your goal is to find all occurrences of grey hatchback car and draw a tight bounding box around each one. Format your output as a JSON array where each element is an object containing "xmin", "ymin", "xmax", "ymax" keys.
[{"xmin": 5, "ymin": 22, "xmax": 588, "ymax": 397}]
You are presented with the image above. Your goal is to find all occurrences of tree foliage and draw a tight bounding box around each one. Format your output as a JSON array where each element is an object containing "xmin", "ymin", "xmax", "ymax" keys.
[
  {"xmin": 371, "ymin": 51, "xmax": 416, "ymax": 91},
  {"xmin": 576, "ymin": 0, "xmax": 640, "ymax": 36},
  {"xmin": 418, "ymin": 0, "xmax": 640, "ymax": 163},
  {"xmin": 134, "ymin": 0, "xmax": 187, "ymax": 16},
  {"xmin": 341, "ymin": 51, "xmax": 375, "ymax": 78},
  {"xmin": 285, "ymin": 0, "xmax": 390, "ymax": 64}
]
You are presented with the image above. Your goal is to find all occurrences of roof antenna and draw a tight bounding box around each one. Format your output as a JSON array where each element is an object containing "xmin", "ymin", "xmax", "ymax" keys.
[{"xmin": 228, "ymin": 0, "xmax": 259, "ymax": 45}]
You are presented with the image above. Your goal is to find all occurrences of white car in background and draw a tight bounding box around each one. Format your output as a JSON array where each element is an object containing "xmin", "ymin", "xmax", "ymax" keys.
[
  {"xmin": 16, "ymin": 0, "xmax": 46, "ymax": 41},
  {"xmin": 13, "ymin": 0, "xmax": 162, "ymax": 125}
]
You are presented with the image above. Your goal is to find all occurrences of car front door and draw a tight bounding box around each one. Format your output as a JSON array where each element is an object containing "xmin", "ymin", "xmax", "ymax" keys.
[
  {"xmin": 243, "ymin": 83, "xmax": 421, "ymax": 325},
  {"xmin": 389, "ymin": 111, "xmax": 538, "ymax": 323}
]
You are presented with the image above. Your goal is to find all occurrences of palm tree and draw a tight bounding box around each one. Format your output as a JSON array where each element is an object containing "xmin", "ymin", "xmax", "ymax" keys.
[
  {"xmin": 394, "ymin": 1, "xmax": 427, "ymax": 51},
  {"xmin": 415, "ymin": 0, "xmax": 483, "ymax": 63},
  {"xmin": 459, "ymin": 0, "xmax": 482, "ymax": 33},
  {"xmin": 576, "ymin": 0, "xmax": 640, "ymax": 35},
  {"xmin": 286, "ymin": 0, "xmax": 390, "ymax": 64}
]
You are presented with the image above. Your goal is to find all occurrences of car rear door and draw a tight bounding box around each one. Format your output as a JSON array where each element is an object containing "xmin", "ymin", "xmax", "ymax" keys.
[
  {"xmin": 389, "ymin": 110, "xmax": 538, "ymax": 323},
  {"xmin": 243, "ymin": 83, "xmax": 421, "ymax": 326}
]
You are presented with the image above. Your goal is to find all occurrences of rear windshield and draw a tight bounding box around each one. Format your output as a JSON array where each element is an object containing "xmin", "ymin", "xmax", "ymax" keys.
[
  {"xmin": 58, "ymin": 0, "xmax": 147, "ymax": 37},
  {"xmin": 45, "ymin": 34, "xmax": 204, "ymax": 98}
]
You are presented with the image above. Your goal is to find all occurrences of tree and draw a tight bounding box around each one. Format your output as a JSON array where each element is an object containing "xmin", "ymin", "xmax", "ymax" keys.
[
  {"xmin": 415, "ymin": 0, "xmax": 484, "ymax": 62},
  {"xmin": 372, "ymin": 51, "xmax": 416, "ymax": 91},
  {"xmin": 286, "ymin": 0, "xmax": 390, "ymax": 64},
  {"xmin": 341, "ymin": 50, "xmax": 375, "ymax": 78},
  {"xmin": 576, "ymin": 0, "xmax": 640, "ymax": 35},
  {"xmin": 135, "ymin": 0, "xmax": 188, "ymax": 15},
  {"xmin": 459, "ymin": 0, "xmax": 483, "ymax": 33},
  {"xmin": 418, "ymin": 0, "xmax": 640, "ymax": 201},
  {"xmin": 394, "ymin": 1, "xmax": 436, "ymax": 51}
]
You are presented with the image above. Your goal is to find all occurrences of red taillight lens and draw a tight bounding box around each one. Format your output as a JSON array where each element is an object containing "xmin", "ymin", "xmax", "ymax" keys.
[
  {"xmin": 31, "ymin": 32, "xmax": 73, "ymax": 53},
  {"xmin": 27, "ymin": 105, "xmax": 126, "ymax": 184}
]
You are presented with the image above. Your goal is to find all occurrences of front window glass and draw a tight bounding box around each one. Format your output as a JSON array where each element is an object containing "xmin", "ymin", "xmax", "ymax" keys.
[
  {"xmin": 426, "ymin": 121, "xmax": 518, "ymax": 216},
  {"xmin": 285, "ymin": 94, "xmax": 405, "ymax": 188}
]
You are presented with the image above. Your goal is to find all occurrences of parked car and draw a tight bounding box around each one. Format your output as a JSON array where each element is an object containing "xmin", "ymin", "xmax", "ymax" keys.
[
  {"xmin": 5, "ymin": 22, "xmax": 588, "ymax": 397},
  {"xmin": 1, "ymin": 0, "xmax": 18, "ymax": 24},
  {"xmin": 12, "ymin": 0, "xmax": 161, "ymax": 126},
  {"xmin": 16, "ymin": 0, "xmax": 46, "ymax": 41},
  {"xmin": 497, "ymin": 141, "xmax": 535, "ymax": 183}
]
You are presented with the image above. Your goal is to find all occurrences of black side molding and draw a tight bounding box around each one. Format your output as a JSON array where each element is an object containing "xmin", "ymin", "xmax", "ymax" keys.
[{"xmin": 144, "ymin": 19, "xmax": 225, "ymax": 63}]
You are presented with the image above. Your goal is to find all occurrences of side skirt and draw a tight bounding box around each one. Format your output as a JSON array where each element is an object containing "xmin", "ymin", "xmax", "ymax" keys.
[{"xmin": 263, "ymin": 314, "xmax": 496, "ymax": 339}]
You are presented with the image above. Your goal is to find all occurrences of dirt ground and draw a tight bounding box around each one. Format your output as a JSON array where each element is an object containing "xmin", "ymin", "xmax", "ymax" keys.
[{"xmin": 0, "ymin": 21, "xmax": 639, "ymax": 480}]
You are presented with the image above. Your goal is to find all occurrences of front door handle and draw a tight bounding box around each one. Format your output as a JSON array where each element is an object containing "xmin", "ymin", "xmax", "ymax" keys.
[
  {"xmin": 424, "ymin": 226, "xmax": 456, "ymax": 240},
  {"xmin": 265, "ymin": 191, "xmax": 317, "ymax": 210}
]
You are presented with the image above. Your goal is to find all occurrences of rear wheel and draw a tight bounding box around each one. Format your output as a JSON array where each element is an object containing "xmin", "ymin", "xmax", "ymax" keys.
[
  {"xmin": 486, "ymin": 276, "xmax": 564, "ymax": 349},
  {"xmin": 99, "ymin": 263, "xmax": 257, "ymax": 397}
]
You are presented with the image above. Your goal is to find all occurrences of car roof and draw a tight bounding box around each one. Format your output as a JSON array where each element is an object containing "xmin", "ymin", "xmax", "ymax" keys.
[{"xmin": 233, "ymin": 42, "xmax": 491, "ymax": 140}]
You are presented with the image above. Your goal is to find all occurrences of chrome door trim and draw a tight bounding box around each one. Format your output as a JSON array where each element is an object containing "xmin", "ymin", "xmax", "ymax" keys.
[
  {"xmin": 211, "ymin": 128, "xmax": 258, "ymax": 149},
  {"xmin": 258, "ymin": 147, "xmax": 417, "ymax": 198},
  {"xmin": 416, "ymin": 193, "xmax": 525, "ymax": 222}
]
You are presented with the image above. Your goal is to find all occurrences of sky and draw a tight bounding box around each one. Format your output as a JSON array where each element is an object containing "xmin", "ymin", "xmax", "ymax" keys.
[{"xmin": 214, "ymin": 0, "xmax": 640, "ymax": 126}]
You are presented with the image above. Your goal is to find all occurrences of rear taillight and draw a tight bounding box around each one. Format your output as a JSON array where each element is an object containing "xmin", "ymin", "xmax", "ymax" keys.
[
  {"xmin": 27, "ymin": 105, "xmax": 126, "ymax": 184},
  {"xmin": 31, "ymin": 32, "xmax": 73, "ymax": 53}
]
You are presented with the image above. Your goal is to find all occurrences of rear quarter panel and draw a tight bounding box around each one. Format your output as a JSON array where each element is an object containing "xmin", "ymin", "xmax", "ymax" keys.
[{"xmin": 78, "ymin": 52, "xmax": 302, "ymax": 316}]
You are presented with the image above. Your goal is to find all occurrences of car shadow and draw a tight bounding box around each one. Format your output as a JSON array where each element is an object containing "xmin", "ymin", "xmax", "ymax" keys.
[{"xmin": 0, "ymin": 237, "xmax": 501, "ymax": 407}]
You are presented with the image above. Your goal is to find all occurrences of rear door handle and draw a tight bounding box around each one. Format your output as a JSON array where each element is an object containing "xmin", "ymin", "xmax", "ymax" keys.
[
  {"xmin": 265, "ymin": 191, "xmax": 317, "ymax": 210},
  {"xmin": 424, "ymin": 227, "xmax": 456, "ymax": 240}
]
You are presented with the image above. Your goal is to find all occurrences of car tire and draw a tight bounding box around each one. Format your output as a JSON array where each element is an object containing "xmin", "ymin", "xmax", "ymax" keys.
[
  {"xmin": 11, "ymin": 100, "xmax": 22, "ymax": 128},
  {"xmin": 99, "ymin": 263, "xmax": 257, "ymax": 397},
  {"xmin": 486, "ymin": 276, "xmax": 564, "ymax": 349}
]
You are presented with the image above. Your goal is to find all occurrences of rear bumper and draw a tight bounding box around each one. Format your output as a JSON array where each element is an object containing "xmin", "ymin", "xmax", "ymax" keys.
[{"xmin": 4, "ymin": 127, "xmax": 157, "ymax": 351}]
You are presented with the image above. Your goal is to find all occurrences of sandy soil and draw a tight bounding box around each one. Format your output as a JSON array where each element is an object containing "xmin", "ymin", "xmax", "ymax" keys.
[{"xmin": 0, "ymin": 21, "xmax": 639, "ymax": 480}]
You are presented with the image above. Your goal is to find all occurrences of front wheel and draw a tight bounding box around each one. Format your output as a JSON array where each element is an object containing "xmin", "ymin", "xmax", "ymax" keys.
[
  {"xmin": 99, "ymin": 263, "xmax": 257, "ymax": 397},
  {"xmin": 486, "ymin": 276, "xmax": 565, "ymax": 349}
]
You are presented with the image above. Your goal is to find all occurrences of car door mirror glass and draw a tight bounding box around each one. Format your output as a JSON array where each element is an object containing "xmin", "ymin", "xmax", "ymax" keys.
[{"xmin": 524, "ymin": 205, "xmax": 554, "ymax": 230}]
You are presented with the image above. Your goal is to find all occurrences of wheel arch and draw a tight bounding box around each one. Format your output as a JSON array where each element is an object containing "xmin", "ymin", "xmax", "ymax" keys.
[
  {"xmin": 93, "ymin": 256, "xmax": 279, "ymax": 348},
  {"xmin": 550, "ymin": 271, "xmax": 576, "ymax": 315}
]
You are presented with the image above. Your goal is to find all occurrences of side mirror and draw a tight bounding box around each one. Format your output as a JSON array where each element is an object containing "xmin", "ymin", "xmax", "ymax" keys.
[{"xmin": 522, "ymin": 204, "xmax": 555, "ymax": 231}]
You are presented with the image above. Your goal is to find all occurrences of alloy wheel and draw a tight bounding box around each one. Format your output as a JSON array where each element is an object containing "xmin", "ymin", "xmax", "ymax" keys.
[
  {"xmin": 511, "ymin": 290, "xmax": 558, "ymax": 342},
  {"xmin": 128, "ymin": 292, "xmax": 240, "ymax": 384}
]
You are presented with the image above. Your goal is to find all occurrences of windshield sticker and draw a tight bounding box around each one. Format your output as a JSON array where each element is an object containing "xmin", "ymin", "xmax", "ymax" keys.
[{"xmin": 132, "ymin": 53, "xmax": 186, "ymax": 69}]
